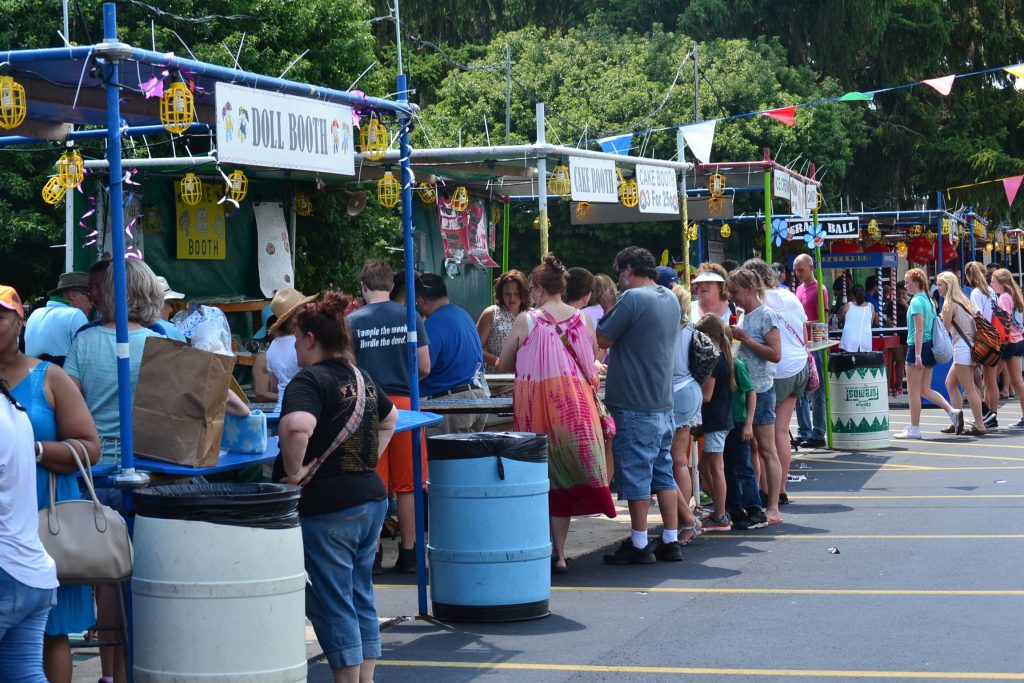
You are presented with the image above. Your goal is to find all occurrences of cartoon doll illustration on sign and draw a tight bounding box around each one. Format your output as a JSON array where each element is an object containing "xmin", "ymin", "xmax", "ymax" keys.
[{"xmin": 330, "ymin": 120, "xmax": 341, "ymax": 154}]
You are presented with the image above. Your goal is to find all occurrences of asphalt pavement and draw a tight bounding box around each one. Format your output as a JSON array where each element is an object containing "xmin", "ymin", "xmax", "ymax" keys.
[{"xmin": 310, "ymin": 404, "xmax": 1024, "ymax": 682}]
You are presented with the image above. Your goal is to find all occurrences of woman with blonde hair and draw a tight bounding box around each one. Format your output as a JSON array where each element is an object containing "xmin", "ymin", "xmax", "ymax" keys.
[
  {"xmin": 990, "ymin": 268, "xmax": 1024, "ymax": 427},
  {"xmin": 966, "ymin": 262, "xmax": 999, "ymax": 427},
  {"xmin": 937, "ymin": 272, "xmax": 986, "ymax": 436},
  {"xmin": 895, "ymin": 268, "xmax": 961, "ymax": 439},
  {"xmin": 668, "ymin": 284, "xmax": 703, "ymax": 544}
]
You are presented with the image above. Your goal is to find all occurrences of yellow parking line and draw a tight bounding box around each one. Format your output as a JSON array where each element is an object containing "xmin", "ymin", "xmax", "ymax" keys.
[
  {"xmin": 377, "ymin": 585, "xmax": 1024, "ymax": 596},
  {"xmin": 377, "ymin": 659, "xmax": 1024, "ymax": 679}
]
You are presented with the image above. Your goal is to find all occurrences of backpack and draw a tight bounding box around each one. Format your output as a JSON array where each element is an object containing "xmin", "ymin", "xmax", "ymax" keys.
[
  {"xmin": 957, "ymin": 301, "xmax": 1000, "ymax": 367},
  {"xmin": 989, "ymin": 293, "xmax": 1015, "ymax": 345},
  {"xmin": 688, "ymin": 323, "xmax": 720, "ymax": 386}
]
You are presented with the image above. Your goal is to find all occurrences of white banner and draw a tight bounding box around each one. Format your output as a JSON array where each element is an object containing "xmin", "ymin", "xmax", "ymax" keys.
[
  {"xmin": 773, "ymin": 170, "xmax": 791, "ymax": 200},
  {"xmin": 636, "ymin": 165, "xmax": 679, "ymax": 215},
  {"xmin": 253, "ymin": 202, "xmax": 294, "ymax": 297},
  {"xmin": 569, "ymin": 157, "xmax": 618, "ymax": 202},
  {"xmin": 216, "ymin": 83, "xmax": 355, "ymax": 176},
  {"xmin": 790, "ymin": 177, "xmax": 808, "ymax": 218}
]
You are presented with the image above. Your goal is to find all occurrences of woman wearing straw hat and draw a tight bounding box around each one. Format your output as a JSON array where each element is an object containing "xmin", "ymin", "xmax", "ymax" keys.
[{"xmin": 266, "ymin": 288, "xmax": 316, "ymax": 413}]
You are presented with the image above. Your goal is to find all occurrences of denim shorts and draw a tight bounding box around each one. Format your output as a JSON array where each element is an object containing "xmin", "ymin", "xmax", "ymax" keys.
[
  {"xmin": 672, "ymin": 382, "xmax": 702, "ymax": 430},
  {"xmin": 610, "ymin": 408, "xmax": 676, "ymax": 500},
  {"xmin": 752, "ymin": 387, "xmax": 777, "ymax": 425},
  {"xmin": 0, "ymin": 566, "xmax": 57, "ymax": 683},
  {"xmin": 701, "ymin": 430, "xmax": 728, "ymax": 453},
  {"xmin": 302, "ymin": 499, "xmax": 388, "ymax": 670},
  {"xmin": 906, "ymin": 341, "xmax": 936, "ymax": 367},
  {"xmin": 1001, "ymin": 340, "xmax": 1024, "ymax": 360}
]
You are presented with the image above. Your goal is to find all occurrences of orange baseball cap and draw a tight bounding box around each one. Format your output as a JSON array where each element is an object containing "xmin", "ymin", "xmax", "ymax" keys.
[{"xmin": 0, "ymin": 285, "xmax": 24, "ymax": 318}]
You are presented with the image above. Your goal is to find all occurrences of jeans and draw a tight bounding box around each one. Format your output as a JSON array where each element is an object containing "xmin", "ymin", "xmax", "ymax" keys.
[
  {"xmin": 797, "ymin": 350, "xmax": 826, "ymax": 440},
  {"xmin": 302, "ymin": 499, "xmax": 388, "ymax": 670},
  {"xmin": 610, "ymin": 407, "xmax": 676, "ymax": 500},
  {"xmin": 724, "ymin": 423, "xmax": 763, "ymax": 514},
  {"xmin": 0, "ymin": 567, "xmax": 57, "ymax": 683}
]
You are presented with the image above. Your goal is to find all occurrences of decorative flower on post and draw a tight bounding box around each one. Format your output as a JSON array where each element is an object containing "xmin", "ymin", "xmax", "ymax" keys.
[
  {"xmin": 804, "ymin": 222, "xmax": 826, "ymax": 250},
  {"xmin": 771, "ymin": 218, "xmax": 789, "ymax": 247}
]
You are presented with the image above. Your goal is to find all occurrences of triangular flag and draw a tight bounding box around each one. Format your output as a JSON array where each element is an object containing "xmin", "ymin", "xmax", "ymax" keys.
[
  {"xmin": 838, "ymin": 91, "xmax": 874, "ymax": 102},
  {"xmin": 921, "ymin": 74, "xmax": 956, "ymax": 95},
  {"xmin": 597, "ymin": 134, "xmax": 633, "ymax": 155},
  {"xmin": 761, "ymin": 106, "xmax": 797, "ymax": 126},
  {"xmin": 680, "ymin": 119, "xmax": 717, "ymax": 164},
  {"xmin": 1004, "ymin": 176, "xmax": 1023, "ymax": 207},
  {"xmin": 1005, "ymin": 65, "xmax": 1024, "ymax": 78}
]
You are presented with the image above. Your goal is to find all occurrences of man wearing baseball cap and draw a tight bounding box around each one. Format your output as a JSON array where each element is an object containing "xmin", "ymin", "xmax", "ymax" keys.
[
  {"xmin": 24, "ymin": 272, "xmax": 92, "ymax": 366},
  {"xmin": 155, "ymin": 275, "xmax": 187, "ymax": 342}
]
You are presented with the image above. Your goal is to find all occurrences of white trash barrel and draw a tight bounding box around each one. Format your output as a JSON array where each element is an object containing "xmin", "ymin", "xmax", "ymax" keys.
[
  {"xmin": 132, "ymin": 484, "xmax": 306, "ymax": 683},
  {"xmin": 828, "ymin": 351, "xmax": 891, "ymax": 450}
]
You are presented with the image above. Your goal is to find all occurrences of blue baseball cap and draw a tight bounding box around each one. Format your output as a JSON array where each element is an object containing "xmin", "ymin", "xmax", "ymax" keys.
[
  {"xmin": 655, "ymin": 265, "xmax": 680, "ymax": 288},
  {"xmin": 252, "ymin": 303, "xmax": 275, "ymax": 340}
]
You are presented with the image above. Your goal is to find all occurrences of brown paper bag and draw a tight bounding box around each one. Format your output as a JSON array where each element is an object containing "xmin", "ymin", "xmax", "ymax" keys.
[{"xmin": 133, "ymin": 337, "xmax": 235, "ymax": 468}]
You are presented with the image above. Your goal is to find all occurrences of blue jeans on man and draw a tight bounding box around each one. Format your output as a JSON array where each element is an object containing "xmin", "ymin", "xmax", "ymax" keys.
[{"xmin": 797, "ymin": 350, "xmax": 826, "ymax": 442}]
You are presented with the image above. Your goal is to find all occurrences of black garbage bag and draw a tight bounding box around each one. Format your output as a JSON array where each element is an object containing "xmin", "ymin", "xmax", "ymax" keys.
[{"xmin": 134, "ymin": 483, "xmax": 300, "ymax": 530}]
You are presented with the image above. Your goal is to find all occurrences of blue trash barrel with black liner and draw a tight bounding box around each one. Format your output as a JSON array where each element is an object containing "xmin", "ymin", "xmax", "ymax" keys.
[{"xmin": 427, "ymin": 432, "xmax": 550, "ymax": 622}]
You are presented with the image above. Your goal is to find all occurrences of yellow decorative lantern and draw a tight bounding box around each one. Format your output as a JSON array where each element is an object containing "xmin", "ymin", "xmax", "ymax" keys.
[
  {"xmin": 295, "ymin": 192, "xmax": 313, "ymax": 216},
  {"xmin": 226, "ymin": 169, "xmax": 248, "ymax": 203},
  {"xmin": 575, "ymin": 201, "xmax": 592, "ymax": 220},
  {"xmin": 958, "ymin": 224, "xmax": 968, "ymax": 239},
  {"xmin": 708, "ymin": 173, "xmax": 727, "ymax": 198},
  {"xmin": 926, "ymin": 230, "xmax": 937, "ymax": 243},
  {"xmin": 359, "ymin": 116, "xmax": 388, "ymax": 161},
  {"xmin": 720, "ymin": 223, "xmax": 732, "ymax": 238},
  {"xmin": 910, "ymin": 224, "xmax": 923, "ymax": 237},
  {"xmin": 896, "ymin": 241, "xmax": 908, "ymax": 257},
  {"xmin": 707, "ymin": 196, "xmax": 725, "ymax": 216},
  {"xmin": 416, "ymin": 183, "xmax": 437, "ymax": 206},
  {"xmin": 451, "ymin": 186, "xmax": 469, "ymax": 212},
  {"xmin": 377, "ymin": 171, "xmax": 400, "ymax": 208},
  {"xmin": 532, "ymin": 215, "xmax": 541, "ymax": 230},
  {"xmin": 548, "ymin": 165, "xmax": 571, "ymax": 196},
  {"xmin": 619, "ymin": 179, "xmax": 639, "ymax": 208},
  {"xmin": 179, "ymin": 172, "xmax": 202, "ymax": 206},
  {"xmin": 867, "ymin": 218, "xmax": 880, "ymax": 238},
  {"xmin": 986, "ymin": 241, "xmax": 994, "ymax": 253},
  {"xmin": 491, "ymin": 204, "xmax": 502, "ymax": 225},
  {"xmin": 941, "ymin": 218, "xmax": 951, "ymax": 236},
  {"xmin": 41, "ymin": 176, "xmax": 65, "ymax": 205},
  {"xmin": 687, "ymin": 222, "xmax": 698, "ymax": 241},
  {"xmin": 0, "ymin": 76, "xmax": 27, "ymax": 129},
  {"xmin": 56, "ymin": 150, "xmax": 84, "ymax": 188},
  {"xmin": 974, "ymin": 219, "xmax": 985, "ymax": 237},
  {"xmin": 160, "ymin": 82, "xmax": 194, "ymax": 134}
]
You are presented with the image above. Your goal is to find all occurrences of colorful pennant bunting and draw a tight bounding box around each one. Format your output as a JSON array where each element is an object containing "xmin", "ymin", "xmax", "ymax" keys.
[
  {"xmin": 1005, "ymin": 65, "xmax": 1024, "ymax": 78},
  {"xmin": 921, "ymin": 75, "xmax": 956, "ymax": 96},
  {"xmin": 1004, "ymin": 175, "xmax": 1023, "ymax": 207},
  {"xmin": 761, "ymin": 106, "xmax": 797, "ymax": 126},
  {"xmin": 680, "ymin": 120, "xmax": 716, "ymax": 164},
  {"xmin": 838, "ymin": 91, "xmax": 874, "ymax": 102},
  {"xmin": 597, "ymin": 133, "xmax": 633, "ymax": 155}
]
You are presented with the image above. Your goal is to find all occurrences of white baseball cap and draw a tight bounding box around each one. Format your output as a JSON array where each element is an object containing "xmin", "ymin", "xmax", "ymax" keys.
[
  {"xmin": 692, "ymin": 272, "xmax": 725, "ymax": 284},
  {"xmin": 155, "ymin": 276, "xmax": 185, "ymax": 301}
]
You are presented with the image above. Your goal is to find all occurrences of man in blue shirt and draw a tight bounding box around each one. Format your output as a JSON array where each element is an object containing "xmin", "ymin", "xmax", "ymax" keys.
[
  {"xmin": 416, "ymin": 273, "xmax": 487, "ymax": 434},
  {"xmin": 24, "ymin": 271, "xmax": 92, "ymax": 366}
]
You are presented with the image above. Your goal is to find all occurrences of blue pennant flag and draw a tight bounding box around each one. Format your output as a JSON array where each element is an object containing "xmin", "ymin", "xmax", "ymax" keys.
[{"xmin": 597, "ymin": 134, "xmax": 633, "ymax": 156}]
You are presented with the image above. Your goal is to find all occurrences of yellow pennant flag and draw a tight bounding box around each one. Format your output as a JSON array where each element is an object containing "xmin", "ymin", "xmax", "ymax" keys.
[{"xmin": 1006, "ymin": 64, "xmax": 1024, "ymax": 78}]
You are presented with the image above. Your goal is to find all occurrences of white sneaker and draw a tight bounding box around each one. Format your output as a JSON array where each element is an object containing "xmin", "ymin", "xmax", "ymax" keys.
[
  {"xmin": 948, "ymin": 409, "xmax": 964, "ymax": 434},
  {"xmin": 894, "ymin": 426, "xmax": 922, "ymax": 440}
]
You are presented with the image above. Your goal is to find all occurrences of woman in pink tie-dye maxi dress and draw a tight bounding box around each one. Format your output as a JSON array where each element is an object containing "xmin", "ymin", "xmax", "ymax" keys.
[{"xmin": 498, "ymin": 256, "xmax": 615, "ymax": 573}]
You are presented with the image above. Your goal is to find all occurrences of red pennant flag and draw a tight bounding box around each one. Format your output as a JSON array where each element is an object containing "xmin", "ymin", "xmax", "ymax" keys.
[
  {"xmin": 921, "ymin": 75, "xmax": 955, "ymax": 95},
  {"xmin": 1004, "ymin": 175, "xmax": 1024, "ymax": 207},
  {"xmin": 761, "ymin": 106, "xmax": 797, "ymax": 126}
]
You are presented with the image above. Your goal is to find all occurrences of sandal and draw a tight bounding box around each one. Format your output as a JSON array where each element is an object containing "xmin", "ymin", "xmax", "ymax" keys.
[
  {"xmin": 962, "ymin": 426, "xmax": 987, "ymax": 436},
  {"xmin": 679, "ymin": 519, "xmax": 703, "ymax": 546},
  {"xmin": 939, "ymin": 424, "xmax": 956, "ymax": 434}
]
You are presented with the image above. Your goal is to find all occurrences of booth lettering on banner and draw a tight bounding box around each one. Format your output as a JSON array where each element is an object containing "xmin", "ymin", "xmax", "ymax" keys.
[
  {"xmin": 569, "ymin": 157, "xmax": 618, "ymax": 202},
  {"xmin": 175, "ymin": 184, "xmax": 227, "ymax": 260},
  {"xmin": 788, "ymin": 217, "xmax": 861, "ymax": 241},
  {"xmin": 636, "ymin": 164, "xmax": 679, "ymax": 215},
  {"xmin": 216, "ymin": 83, "xmax": 355, "ymax": 176}
]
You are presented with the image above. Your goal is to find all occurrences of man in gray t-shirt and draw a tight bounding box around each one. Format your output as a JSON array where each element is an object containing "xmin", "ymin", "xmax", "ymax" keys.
[{"xmin": 596, "ymin": 246, "xmax": 681, "ymax": 565}]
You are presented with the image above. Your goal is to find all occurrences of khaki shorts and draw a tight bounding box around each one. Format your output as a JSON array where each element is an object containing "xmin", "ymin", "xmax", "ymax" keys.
[{"xmin": 774, "ymin": 361, "xmax": 810, "ymax": 403}]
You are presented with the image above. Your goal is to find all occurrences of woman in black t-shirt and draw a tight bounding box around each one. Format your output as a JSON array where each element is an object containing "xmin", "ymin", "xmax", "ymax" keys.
[{"xmin": 274, "ymin": 291, "xmax": 397, "ymax": 682}]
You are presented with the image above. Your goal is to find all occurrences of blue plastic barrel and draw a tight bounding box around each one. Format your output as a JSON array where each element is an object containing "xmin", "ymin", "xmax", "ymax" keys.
[{"xmin": 427, "ymin": 432, "xmax": 550, "ymax": 622}]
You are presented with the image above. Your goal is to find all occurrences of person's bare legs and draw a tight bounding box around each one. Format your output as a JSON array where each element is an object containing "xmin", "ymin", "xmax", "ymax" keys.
[
  {"xmin": 908, "ymin": 364, "xmax": 924, "ymax": 427},
  {"xmin": 703, "ymin": 451, "xmax": 727, "ymax": 520},
  {"xmin": 956, "ymin": 364, "xmax": 986, "ymax": 432},
  {"xmin": 670, "ymin": 427, "xmax": 698, "ymax": 542},
  {"xmin": 1007, "ymin": 355, "xmax": 1024, "ymax": 415},
  {"xmin": 550, "ymin": 516, "xmax": 571, "ymax": 569},
  {"xmin": 332, "ymin": 659, "xmax": 377, "ymax": 683},
  {"xmin": 43, "ymin": 635, "xmax": 72, "ymax": 683},
  {"xmin": 919, "ymin": 367, "xmax": 954, "ymax": 414},
  {"xmin": 96, "ymin": 584, "xmax": 127, "ymax": 683},
  {"xmin": 774, "ymin": 396, "xmax": 798, "ymax": 495},
  {"xmin": 395, "ymin": 492, "xmax": 416, "ymax": 551},
  {"xmin": 946, "ymin": 367, "xmax": 963, "ymax": 409},
  {"xmin": 983, "ymin": 364, "xmax": 999, "ymax": 420},
  {"xmin": 754, "ymin": 423, "xmax": 781, "ymax": 519}
]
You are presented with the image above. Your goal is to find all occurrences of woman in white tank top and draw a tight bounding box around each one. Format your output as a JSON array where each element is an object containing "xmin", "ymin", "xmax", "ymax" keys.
[{"xmin": 838, "ymin": 283, "xmax": 877, "ymax": 353}]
